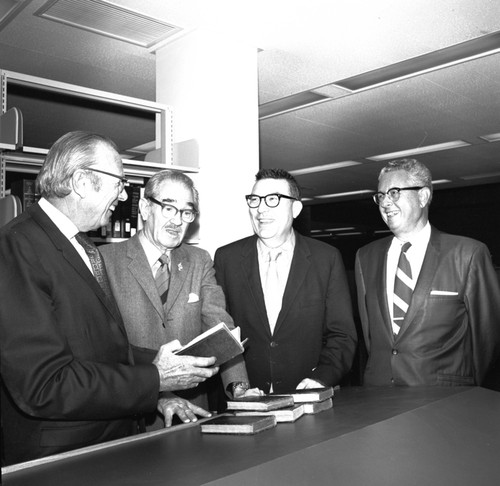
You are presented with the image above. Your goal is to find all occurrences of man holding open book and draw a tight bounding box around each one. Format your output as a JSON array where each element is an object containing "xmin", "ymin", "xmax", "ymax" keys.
[{"xmin": 102, "ymin": 170, "xmax": 258, "ymax": 430}]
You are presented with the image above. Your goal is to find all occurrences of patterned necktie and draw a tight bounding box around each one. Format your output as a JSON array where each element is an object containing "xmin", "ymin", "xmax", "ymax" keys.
[
  {"xmin": 393, "ymin": 242, "xmax": 413, "ymax": 335},
  {"xmin": 155, "ymin": 253, "xmax": 171, "ymax": 306},
  {"xmin": 75, "ymin": 232, "xmax": 115, "ymax": 304},
  {"xmin": 263, "ymin": 249, "xmax": 282, "ymax": 334}
]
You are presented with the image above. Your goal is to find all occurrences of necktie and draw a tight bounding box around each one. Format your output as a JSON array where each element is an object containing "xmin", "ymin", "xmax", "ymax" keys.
[
  {"xmin": 155, "ymin": 253, "xmax": 171, "ymax": 306},
  {"xmin": 263, "ymin": 249, "xmax": 282, "ymax": 334},
  {"xmin": 393, "ymin": 242, "xmax": 413, "ymax": 335},
  {"xmin": 75, "ymin": 232, "xmax": 115, "ymax": 304}
]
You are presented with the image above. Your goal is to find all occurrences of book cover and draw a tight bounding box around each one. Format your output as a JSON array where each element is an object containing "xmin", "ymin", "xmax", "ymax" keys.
[
  {"xmin": 235, "ymin": 404, "xmax": 305, "ymax": 423},
  {"xmin": 174, "ymin": 322, "xmax": 246, "ymax": 366},
  {"xmin": 279, "ymin": 386, "xmax": 334, "ymax": 403},
  {"xmin": 302, "ymin": 397, "xmax": 333, "ymax": 414},
  {"xmin": 226, "ymin": 395, "xmax": 294, "ymax": 412},
  {"xmin": 200, "ymin": 414, "xmax": 277, "ymax": 435}
]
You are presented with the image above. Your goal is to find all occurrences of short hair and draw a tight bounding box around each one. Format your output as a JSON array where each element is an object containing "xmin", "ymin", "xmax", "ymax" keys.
[
  {"xmin": 379, "ymin": 158, "xmax": 433, "ymax": 203},
  {"xmin": 144, "ymin": 170, "xmax": 199, "ymax": 212},
  {"xmin": 36, "ymin": 131, "xmax": 120, "ymax": 198},
  {"xmin": 255, "ymin": 168, "xmax": 302, "ymax": 200}
]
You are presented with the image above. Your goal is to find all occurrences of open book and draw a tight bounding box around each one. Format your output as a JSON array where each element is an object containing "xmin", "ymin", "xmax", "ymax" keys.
[{"xmin": 174, "ymin": 322, "xmax": 247, "ymax": 366}]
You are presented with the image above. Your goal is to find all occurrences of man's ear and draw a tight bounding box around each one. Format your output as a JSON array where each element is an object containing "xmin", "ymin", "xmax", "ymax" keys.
[
  {"xmin": 419, "ymin": 187, "xmax": 431, "ymax": 208},
  {"xmin": 292, "ymin": 200, "xmax": 303, "ymax": 219},
  {"xmin": 138, "ymin": 197, "xmax": 150, "ymax": 221},
  {"xmin": 71, "ymin": 169, "xmax": 89, "ymax": 199}
]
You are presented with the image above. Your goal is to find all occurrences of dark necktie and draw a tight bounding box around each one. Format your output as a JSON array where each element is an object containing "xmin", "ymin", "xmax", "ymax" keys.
[
  {"xmin": 393, "ymin": 242, "xmax": 413, "ymax": 335},
  {"xmin": 155, "ymin": 253, "xmax": 171, "ymax": 306},
  {"xmin": 75, "ymin": 232, "xmax": 115, "ymax": 305}
]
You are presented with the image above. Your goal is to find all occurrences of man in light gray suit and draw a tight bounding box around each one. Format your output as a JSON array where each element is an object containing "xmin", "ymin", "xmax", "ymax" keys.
[{"xmin": 101, "ymin": 170, "xmax": 253, "ymax": 429}]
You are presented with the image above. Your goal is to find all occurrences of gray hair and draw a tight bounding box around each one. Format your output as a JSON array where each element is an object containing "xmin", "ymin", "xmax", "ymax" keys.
[{"xmin": 36, "ymin": 131, "xmax": 120, "ymax": 198}]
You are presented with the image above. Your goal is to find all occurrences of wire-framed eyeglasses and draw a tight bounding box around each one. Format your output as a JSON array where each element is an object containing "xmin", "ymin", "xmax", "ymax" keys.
[
  {"xmin": 148, "ymin": 196, "xmax": 197, "ymax": 223},
  {"xmin": 372, "ymin": 186, "xmax": 424, "ymax": 205},
  {"xmin": 245, "ymin": 193, "xmax": 298, "ymax": 208},
  {"xmin": 86, "ymin": 167, "xmax": 129, "ymax": 191}
]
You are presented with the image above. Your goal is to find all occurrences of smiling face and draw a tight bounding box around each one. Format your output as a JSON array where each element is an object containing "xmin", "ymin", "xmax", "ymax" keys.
[
  {"xmin": 248, "ymin": 178, "xmax": 302, "ymax": 247},
  {"xmin": 140, "ymin": 180, "xmax": 194, "ymax": 251},
  {"xmin": 378, "ymin": 169, "xmax": 430, "ymax": 240}
]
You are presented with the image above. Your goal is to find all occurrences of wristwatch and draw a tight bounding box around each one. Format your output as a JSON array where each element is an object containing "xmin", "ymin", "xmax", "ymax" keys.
[{"xmin": 231, "ymin": 381, "xmax": 250, "ymax": 395}]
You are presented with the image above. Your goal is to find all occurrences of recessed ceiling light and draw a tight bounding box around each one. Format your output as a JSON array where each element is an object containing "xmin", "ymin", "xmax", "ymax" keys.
[
  {"xmin": 315, "ymin": 190, "xmax": 373, "ymax": 199},
  {"xmin": 366, "ymin": 140, "xmax": 470, "ymax": 162},
  {"xmin": 461, "ymin": 171, "xmax": 500, "ymax": 181},
  {"xmin": 479, "ymin": 133, "xmax": 500, "ymax": 143},
  {"xmin": 289, "ymin": 161, "xmax": 361, "ymax": 176},
  {"xmin": 432, "ymin": 179, "xmax": 451, "ymax": 185}
]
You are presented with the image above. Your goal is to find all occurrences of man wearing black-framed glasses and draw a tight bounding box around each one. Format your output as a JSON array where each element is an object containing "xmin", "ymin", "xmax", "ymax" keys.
[
  {"xmin": 355, "ymin": 158, "xmax": 500, "ymax": 388},
  {"xmin": 101, "ymin": 170, "xmax": 257, "ymax": 430},
  {"xmin": 214, "ymin": 168, "xmax": 357, "ymax": 396}
]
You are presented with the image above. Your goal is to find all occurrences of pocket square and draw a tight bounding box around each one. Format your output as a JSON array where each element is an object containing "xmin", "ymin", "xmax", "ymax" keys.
[
  {"xmin": 188, "ymin": 293, "xmax": 199, "ymax": 303},
  {"xmin": 430, "ymin": 290, "xmax": 459, "ymax": 296}
]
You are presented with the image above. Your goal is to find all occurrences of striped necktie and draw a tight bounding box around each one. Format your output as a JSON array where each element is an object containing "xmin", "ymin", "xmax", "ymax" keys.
[
  {"xmin": 155, "ymin": 253, "xmax": 171, "ymax": 306},
  {"xmin": 75, "ymin": 232, "xmax": 115, "ymax": 305},
  {"xmin": 393, "ymin": 242, "xmax": 413, "ymax": 335}
]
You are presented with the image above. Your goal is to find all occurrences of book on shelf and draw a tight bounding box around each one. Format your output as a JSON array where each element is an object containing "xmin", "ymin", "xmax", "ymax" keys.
[
  {"xmin": 174, "ymin": 322, "xmax": 247, "ymax": 366},
  {"xmin": 302, "ymin": 397, "xmax": 333, "ymax": 414},
  {"xmin": 200, "ymin": 414, "xmax": 277, "ymax": 435},
  {"xmin": 10, "ymin": 179, "xmax": 39, "ymax": 211},
  {"xmin": 226, "ymin": 394, "xmax": 294, "ymax": 412},
  {"xmin": 234, "ymin": 403, "xmax": 305, "ymax": 423},
  {"xmin": 273, "ymin": 386, "xmax": 334, "ymax": 404}
]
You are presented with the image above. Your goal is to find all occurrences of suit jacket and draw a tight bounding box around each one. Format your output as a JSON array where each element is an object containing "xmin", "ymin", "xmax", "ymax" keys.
[
  {"xmin": 0, "ymin": 203, "xmax": 159, "ymax": 466},
  {"xmin": 100, "ymin": 234, "xmax": 248, "ymax": 410},
  {"xmin": 355, "ymin": 226, "xmax": 500, "ymax": 386},
  {"xmin": 214, "ymin": 231, "xmax": 357, "ymax": 394}
]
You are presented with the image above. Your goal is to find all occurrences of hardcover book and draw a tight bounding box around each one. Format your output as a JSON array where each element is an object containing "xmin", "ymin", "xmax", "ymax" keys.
[
  {"xmin": 174, "ymin": 322, "xmax": 246, "ymax": 366},
  {"xmin": 280, "ymin": 386, "xmax": 334, "ymax": 403},
  {"xmin": 200, "ymin": 414, "xmax": 277, "ymax": 435},
  {"xmin": 235, "ymin": 404, "xmax": 305, "ymax": 423},
  {"xmin": 226, "ymin": 395, "xmax": 294, "ymax": 412},
  {"xmin": 302, "ymin": 397, "xmax": 333, "ymax": 414}
]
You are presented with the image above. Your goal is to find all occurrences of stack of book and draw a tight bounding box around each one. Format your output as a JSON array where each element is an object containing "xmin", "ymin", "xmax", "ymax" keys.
[{"xmin": 282, "ymin": 387, "xmax": 335, "ymax": 414}]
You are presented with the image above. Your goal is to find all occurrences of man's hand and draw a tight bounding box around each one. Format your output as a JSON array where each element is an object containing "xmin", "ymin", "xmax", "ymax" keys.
[
  {"xmin": 233, "ymin": 387, "xmax": 264, "ymax": 399},
  {"xmin": 153, "ymin": 340, "xmax": 219, "ymax": 392},
  {"xmin": 296, "ymin": 378, "xmax": 324, "ymax": 389},
  {"xmin": 157, "ymin": 396, "xmax": 212, "ymax": 427}
]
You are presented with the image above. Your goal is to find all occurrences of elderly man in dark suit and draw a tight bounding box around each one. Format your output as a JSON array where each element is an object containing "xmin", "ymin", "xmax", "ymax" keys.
[
  {"xmin": 214, "ymin": 168, "xmax": 357, "ymax": 394},
  {"xmin": 355, "ymin": 158, "xmax": 500, "ymax": 386},
  {"xmin": 0, "ymin": 132, "xmax": 218, "ymax": 466},
  {"xmin": 101, "ymin": 170, "xmax": 254, "ymax": 429}
]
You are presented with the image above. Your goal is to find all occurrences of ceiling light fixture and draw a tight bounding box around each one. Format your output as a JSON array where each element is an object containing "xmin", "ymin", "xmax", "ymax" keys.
[
  {"xmin": 366, "ymin": 140, "xmax": 470, "ymax": 162},
  {"xmin": 461, "ymin": 171, "xmax": 500, "ymax": 181},
  {"xmin": 259, "ymin": 91, "xmax": 331, "ymax": 120},
  {"xmin": 289, "ymin": 161, "xmax": 360, "ymax": 176},
  {"xmin": 432, "ymin": 179, "xmax": 451, "ymax": 185},
  {"xmin": 315, "ymin": 189, "xmax": 373, "ymax": 199},
  {"xmin": 479, "ymin": 133, "xmax": 500, "ymax": 142}
]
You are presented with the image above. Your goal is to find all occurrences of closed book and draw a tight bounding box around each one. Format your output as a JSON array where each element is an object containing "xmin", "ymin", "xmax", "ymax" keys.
[
  {"xmin": 235, "ymin": 404, "xmax": 305, "ymax": 423},
  {"xmin": 200, "ymin": 415, "xmax": 277, "ymax": 435},
  {"xmin": 282, "ymin": 386, "xmax": 334, "ymax": 403},
  {"xmin": 174, "ymin": 322, "xmax": 246, "ymax": 366},
  {"xmin": 227, "ymin": 395, "xmax": 294, "ymax": 412},
  {"xmin": 302, "ymin": 397, "xmax": 333, "ymax": 414}
]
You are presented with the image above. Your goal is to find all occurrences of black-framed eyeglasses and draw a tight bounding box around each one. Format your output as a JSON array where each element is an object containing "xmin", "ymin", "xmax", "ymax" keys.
[
  {"xmin": 245, "ymin": 193, "xmax": 298, "ymax": 208},
  {"xmin": 86, "ymin": 167, "xmax": 129, "ymax": 191},
  {"xmin": 148, "ymin": 196, "xmax": 197, "ymax": 223},
  {"xmin": 373, "ymin": 186, "xmax": 424, "ymax": 205}
]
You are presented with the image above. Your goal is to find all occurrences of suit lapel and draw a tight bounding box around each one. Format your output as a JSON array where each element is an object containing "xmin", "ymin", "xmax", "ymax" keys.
[
  {"xmin": 126, "ymin": 235, "xmax": 164, "ymax": 319},
  {"xmin": 397, "ymin": 227, "xmax": 440, "ymax": 339},
  {"xmin": 165, "ymin": 245, "xmax": 190, "ymax": 315},
  {"xmin": 377, "ymin": 239, "xmax": 393, "ymax": 338}
]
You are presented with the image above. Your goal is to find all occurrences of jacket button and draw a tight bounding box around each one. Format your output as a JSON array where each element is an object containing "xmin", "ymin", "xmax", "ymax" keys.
[
  {"xmin": 392, "ymin": 349, "xmax": 398, "ymax": 355},
  {"xmin": 270, "ymin": 341, "xmax": 278, "ymax": 348}
]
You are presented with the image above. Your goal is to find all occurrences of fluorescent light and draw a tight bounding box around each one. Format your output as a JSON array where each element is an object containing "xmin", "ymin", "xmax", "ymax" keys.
[
  {"xmin": 479, "ymin": 133, "xmax": 500, "ymax": 142},
  {"xmin": 259, "ymin": 91, "xmax": 330, "ymax": 119},
  {"xmin": 461, "ymin": 171, "xmax": 500, "ymax": 181},
  {"xmin": 374, "ymin": 229, "xmax": 392, "ymax": 234},
  {"xmin": 289, "ymin": 161, "xmax": 360, "ymax": 176},
  {"xmin": 325, "ymin": 227, "xmax": 355, "ymax": 232},
  {"xmin": 311, "ymin": 233, "xmax": 332, "ymax": 238},
  {"xmin": 432, "ymin": 179, "xmax": 451, "ymax": 185},
  {"xmin": 315, "ymin": 190, "xmax": 373, "ymax": 199},
  {"xmin": 366, "ymin": 140, "xmax": 470, "ymax": 162},
  {"xmin": 335, "ymin": 232, "xmax": 363, "ymax": 236},
  {"xmin": 332, "ymin": 30, "xmax": 500, "ymax": 92}
]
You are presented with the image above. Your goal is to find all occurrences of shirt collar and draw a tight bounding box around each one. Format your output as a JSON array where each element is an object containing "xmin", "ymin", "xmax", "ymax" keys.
[
  {"xmin": 39, "ymin": 197, "xmax": 80, "ymax": 240},
  {"xmin": 391, "ymin": 221, "xmax": 431, "ymax": 252},
  {"xmin": 257, "ymin": 230, "xmax": 296, "ymax": 257},
  {"xmin": 138, "ymin": 231, "xmax": 166, "ymax": 268}
]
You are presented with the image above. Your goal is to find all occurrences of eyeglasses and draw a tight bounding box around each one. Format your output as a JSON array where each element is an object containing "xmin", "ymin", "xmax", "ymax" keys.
[
  {"xmin": 86, "ymin": 167, "xmax": 129, "ymax": 191},
  {"xmin": 148, "ymin": 196, "xmax": 197, "ymax": 223},
  {"xmin": 245, "ymin": 193, "xmax": 297, "ymax": 208},
  {"xmin": 372, "ymin": 186, "xmax": 424, "ymax": 205}
]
